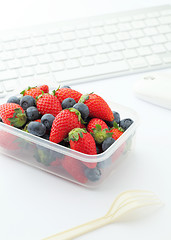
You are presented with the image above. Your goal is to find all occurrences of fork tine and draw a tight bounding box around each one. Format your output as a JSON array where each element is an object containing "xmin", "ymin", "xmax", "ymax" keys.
[
  {"xmin": 105, "ymin": 190, "xmax": 158, "ymax": 217},
  {"xmin": 106, "ymin": 194, "xmax": 162, "ymax": 221}
]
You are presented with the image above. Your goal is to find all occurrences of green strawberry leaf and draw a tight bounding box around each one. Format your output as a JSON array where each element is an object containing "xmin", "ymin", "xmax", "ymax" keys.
[
  {"xmin": 68, "ymin": 128, "xmax": 87, "ymax": 142},
  {"xmin": 112, "ymin": 121, "xmax": 124, "ymax": 132},
  {"xmin": 78, "ymin": 94, "xmax": 89, "ymax": 103}
]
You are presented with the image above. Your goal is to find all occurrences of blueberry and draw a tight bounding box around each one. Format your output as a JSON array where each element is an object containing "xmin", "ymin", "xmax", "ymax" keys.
[
  {"xmin": 41, "ymin": 133, "xmax": 50, "ymax": 140},
  {"xmin": 20, "ymin": 95, "xmax": 36, "ymax": 110},
  {"xmin": 62, "ymin": 98, "xmax": 76, "ymax": 109},
  {"xmin": 34, "ymin": 148, "xmax": 57, "ymax": 166},
  {"xmin": 7, "ymin": 96, "xmax": 20, "ymax": 105},
  {"xmin": 96, "ymin": 144, "xmax": 102, "ymax": 154},
  {"xmin": 61, "ymin": 85, "xmax": 71, "ymax": 88},
  {"xmin": 105, "ymin": 111, "xmax": 120, "ymax": 127},
  {"xmin": 102, "ymin": 137, "xmax": 115, "ymax": 152},
  {"xmin": 26, "ymin": 106, "xmax": 40, "ymax": 121},
  {"xmin": 84, "ymin": 167, "xmax": 101, "ymax": 182},
  {"xmin": 0, "ymin": 117, "xmax": 2, "ymax": 122},
  {"xmin": 119, "ymin": 118, "xmax": 133, "ymax": 131},
  {"xmin": 97, "ymin": 158, "xmax": 112, "ymax": 169},
  {"xmin": 27, "ymin": 121, "xmax": 46, "ymax": 137},
  {"xmin": 73, "ymin": 103, "xmax": 89, "ymax": 120},
  {"xmin": 41, "ymin": 114, "xmax": 55, "ymax": 131}
]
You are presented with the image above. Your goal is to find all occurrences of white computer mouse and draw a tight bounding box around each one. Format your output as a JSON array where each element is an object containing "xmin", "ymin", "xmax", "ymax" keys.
[{"xmin": 133, "ymin": 72, "xmax": 171, "ymax": 110}]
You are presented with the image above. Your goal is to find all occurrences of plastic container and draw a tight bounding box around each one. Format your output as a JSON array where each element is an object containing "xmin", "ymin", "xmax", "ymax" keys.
[{"xmin": 0, "ymin": 99, "xmax": 139, "ymax": 187}]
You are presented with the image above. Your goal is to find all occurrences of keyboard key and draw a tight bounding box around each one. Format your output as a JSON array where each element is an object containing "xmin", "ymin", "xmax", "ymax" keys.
[
  {"xmin": 96, "ymin": 44, "xmax": 110, "ymax": 54},
  {"xmin": 18, "ymin": 39, "xmax": 33, "ymax": 48},
  {"xmin": 47, "ymin": 34, "xmax": 62, "ymax": 43},
  {"xmin": 0, "ymin": 70, "xmax": 18, "ymax": 81},
  {"xmin": 44, "ymin": 44, "xmax": 59, "ymax": 53},
  {"xmin": 159, "ymin": 15, "xmax": 171, "ymax": 24},
  {"xmin": 35, "ymin": 64, "xmax": 49, "ymax": 74},
  {"xmin": 33, "ymin": 36, "xmax": 47, "ymax": 46},
  {"xmin": 152, "ymin": 34, "xmax": 167, "ymax": 44},
  {"xmin": 94, "ymin": 54, "xmax": 108, "ymax": 64},
  {"xmin": 131, "ymin": 20, "xmax": 146, "ymax": 29},
  {"xmin": 162, "ymin": 54, "xmax": 171, "ymax": 63},
  {"xmin": 146, "ymin": 55, "xmax": 162, "ymax": 65},
  {"xmin": 151, "ymin": 44, "xmax": 166, "ymax": 54},
  {"xmin": 116, "ymin": 32, "xmax": 130, "ymax": 41},
  {"xmin": 165, "ymin": 42, "xmax": 171, "ymax": 51},
  {"xmin": 108, "ymin": 51, "xmax": 123, "ymax": 61},
  {"xmin": 118, "ymin": 23, "xmax": 132, "ymax": 31},
  {"xmin": 3, "ymin": 79, "xmax": 16, "ymax": 91},
  {"xmin": 82, "ymin": 47, "xmax": 96, "ymax": 56},
  {"xmin": 49, "ymin": 62, "xmax": 65, "ymax": 71},
  {"xmin": 8, "ymin": 59, "xmax": 22, "ymax": 69},
  {"xmin": 137, "ymin": 46, "xmax": 152, "ymax": 56},
  {"xmin": 37, "ymin": 54, "xmax": 52, "ymax": 64},
  {"xmin": 130, "ymin": 29, "xmax": 144, "ymax": 38},
  {"xmin": 73, "ymin": 39, "xmax": 88, "ymax": 48},
  {"xmin": 19, "ymin": 67, "xmax": 35, "ymax": 77},
  {"xmin": 15, "ymin": 48, "xmax": 30, "ymax": 58},
  {"xmin": 157, "ymin": 25, "xmax": 171, "ymax": 34},
  {"xmin": 80, "ymin": 57, "xmax": 94, "ymax": 66},
  {"xmin": 23, "ymin": 56, "xmax": 37, "ymax": 66},
  {"xmin": 0, "ymin": 51, "xmax": 14, "ymax": 60},
  {"xmin": 143, "ymin": 27, "xmax": 158, "ymax": 36},
  {"xmin": 145, "ymin": 18, "xmax": 159, "ymax": 27},
  {"xmin": 88, "ymin": 36, "xmax": 102, "ymax": 45},
  {"xmin": 0, "ymin": 61, "xmax": 6, "ymax": 71},
  {"xmin": 52, "ymin": 52, "xmax": 67, "ymax": 61},
  {"xmin": 128, "ymin": 57, "xmax": 147, "ymax": 69},
  {"xmin": 62, "ymin": 31, "xmax": 76, "ymax": 41},
  {"xmin": 59, "ymin": 41, "xmax": 73, "ymax": 51},
  {"xmin": 104, "ymin": 25, "xmax": 118, "ymax": 33},
  {"xmin": 124, "ymin": 39, "xmax": 139, "ymax": 49},
  {"xmin": 166, "ymin": 33, "xmax": 171, "ymax": 41},
  {"xmin": 30, "ymin": 46, "xmax": 44, "ymax": 55},
  {"xmin": 110, "ymin": 42, "xmax": 125, "ymax": 51},
  {"xmin": 123, "ymin": 49, "xmax": 138, "ymax": 59},
  {"xmin": 67, "ymin": 49, "xmax": 82, "ymax": 58},
  {"xmin": 4, "ymin": 41, "xmax": 18, "ymax": 50},
  {"xmin": 65, "ymin": 59, "xmax": 80, "ymax": 69},
  {"xmin": 76, "ymin": 29, "xmax": 90, "ymax": 38},
  {"xmin": 0, "ymin": 83, "xmax": 4, "ymax": 93},
  {"xmin": 101, "ymin": 34, "xmax": 116, "ymax": 43},
  {"xmin": 90, "ymin": 27, "xmax": 104, "ymax": 36},
  {"xmin": 139, "ymin": 37, "xmax": 154, "ymax": 46}
]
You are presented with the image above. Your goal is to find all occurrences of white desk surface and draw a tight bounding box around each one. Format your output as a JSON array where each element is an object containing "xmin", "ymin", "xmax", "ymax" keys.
[{"xmin": 0, "ymin": 1, "xmax": 171, "ymax": 239}]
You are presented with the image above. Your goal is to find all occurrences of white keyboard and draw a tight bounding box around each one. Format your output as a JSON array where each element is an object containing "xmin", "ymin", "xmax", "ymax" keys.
[{"xmin": 0, "ymin": 5, "xmax": 171, "ymax": 97}]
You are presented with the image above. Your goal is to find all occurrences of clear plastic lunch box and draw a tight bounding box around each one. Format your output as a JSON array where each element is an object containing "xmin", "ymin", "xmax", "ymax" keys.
[{"xmin": 0, "ymin": 99, "xmax": 139, "ymax": 187}]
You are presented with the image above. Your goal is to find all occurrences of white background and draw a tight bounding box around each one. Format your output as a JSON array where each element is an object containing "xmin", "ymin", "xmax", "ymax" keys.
[{"xmin": 0, "ymin": 0, "xmax": 171, "ymax": 239}]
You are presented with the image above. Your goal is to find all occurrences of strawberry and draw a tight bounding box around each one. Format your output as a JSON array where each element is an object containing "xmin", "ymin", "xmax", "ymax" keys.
[
  {"xmin": 36, "ymin": 93, "xmax": 62, "ymax": 117},
  {"xmin": 111, "ymin": 142, "xmax": 125, "ymax": 163},
  {"xmin": 0, "ymin": 103, "xmax": 26, "ymax": 127},
  {"xmin": 109, "ymin": 122, "xmax": 124, "ymax": 140},
  {"xmin": 0, "ymin": 130, "xmax": 20, "ymax": 150},
  {"xmin": 79, "ymin": 93, "xmax": 114, "ymax": 121},
  {"xmin": 61, "ymin": 156, "xmax": 88, "ymax": 183},
  {"xmin": 87, "ymin": 118, "xmax": 112, "ymax": 144},
  {"xmin": 53, "ymin": 87, "xmax": 82, "ymax": 103},
  {"xmin": 68, "ymin": 128, "xmax": 97, "ymax": 168},
  {"xmin": 20, "ymin": 86, "xmax": 43, "ymax": 99},
  {"xmin": 49, "ymin": 108, "xmax": 82, "ymax": 144},
  {"xmin": 39, "ymin": 85, "xmax": 49, "ymax": 93}
]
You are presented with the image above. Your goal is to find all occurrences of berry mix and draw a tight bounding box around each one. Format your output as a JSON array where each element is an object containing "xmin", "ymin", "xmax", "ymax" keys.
[{"xmin": 0, "ymin": 85, "xmax": 133, "ymax": 184}]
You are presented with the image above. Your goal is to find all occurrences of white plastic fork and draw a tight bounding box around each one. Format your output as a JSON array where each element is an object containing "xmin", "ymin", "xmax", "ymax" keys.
[{"xmin": 43, "ymin": 190, "xmax": 162, "ymax": 240}]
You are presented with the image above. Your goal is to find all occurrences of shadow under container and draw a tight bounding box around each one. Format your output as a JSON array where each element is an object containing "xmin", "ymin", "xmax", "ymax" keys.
[{"xmin": 0, "ymin": 101, "xmax": 139, "ymax": 187}]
